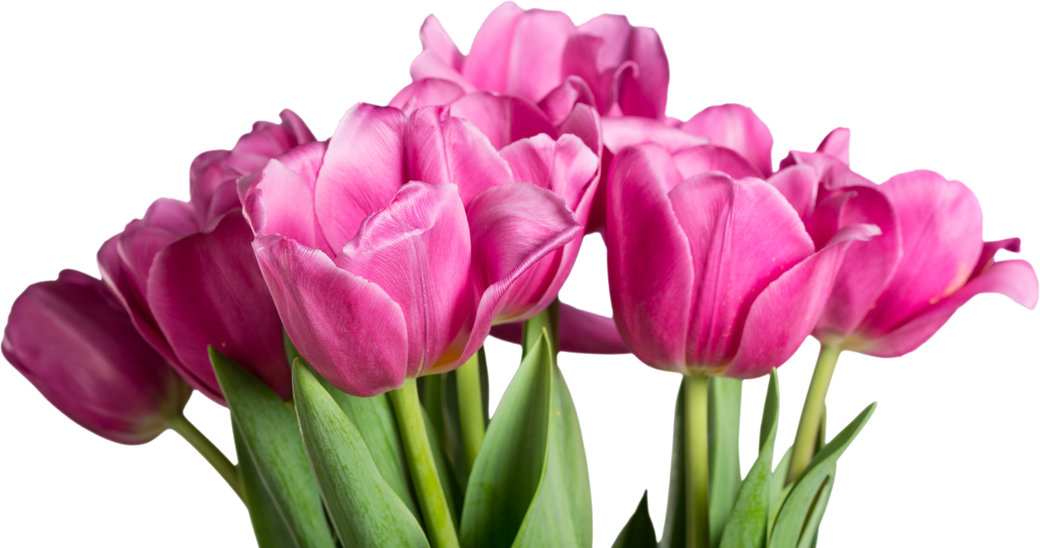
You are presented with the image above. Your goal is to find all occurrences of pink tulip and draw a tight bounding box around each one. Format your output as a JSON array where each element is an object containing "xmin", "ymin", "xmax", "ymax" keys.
[
  {"xmin": 3, "ymin": 270, "xmax": 191, "ymax": 444},
  {"xmin": 605, "ymin": 143, "xmax": 879, "ymax": 378},
  {"xmin": 239, "ymin": 103, "xmax": 592, "ymax": 396},
  {"xmin": 773, "ymin": 130, "xmax": 1038, "ymax": 357},
  {"xmin": 98, "ymin": 111, "xmax": 315, "ymax": 402}
]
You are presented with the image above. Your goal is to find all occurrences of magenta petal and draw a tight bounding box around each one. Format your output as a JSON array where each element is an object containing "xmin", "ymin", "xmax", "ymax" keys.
[
  {"xmin": 314, "ymin": 104, "xmax": 409, "ymax": 254},
  {"xmin": 148, "ymin": 210, "xmax": 289, "ymax": 402},
  {"xmin": 418, "ymin": 14, "xmax": 463, "ymax": 71},
  {"xmin": 390, "ymin": 78, "xmax": 466, "ymax": 115},
  {"xmin": 671, "ymin": 145, "xmax": 765, "ymax": 180},
  {"xmin": 816, "ymin": 127, "xmax": 851, "ymax": 165},
  {"xmin": 768, "ymin": 164, "xmax": 819, "ymax": 225},
  {"xmin": 409, "ymin": 49, "xmax": 474, "ymax": 93},
  {"xmin": 606, "ymin": 145, "xmax": 692, "ymax": 370},
  {"xmin": 499, "ymin": 133, "xmax": 599, "ymax": 214},
  {"xmin": 602, "ymin": 116, "xmax": 708, "ymax": 154},
  {"xmin": 449, "ymin": 92, "xmax": 557, "ymax": 151},
  {"xmin": 668, "ymin": 174, "xmax": 816, "ymax": 367},
  {"xmin": 538, "ymin": 76, "xmax": 597, "ymax": 126},
  {"xmin": 490, "ymin": 302, "xmax": 630, "ymax": 354},
  {"xmin": 503, "ymin": 9, "xmax": 576, "ymax": 101},
  {"xmin": 972, "ymin": 238, "xmax": 1021, "ymax": 278},
  {"xmin": 336, "ymin": 183, "xmax": 472, "ymax": 378},
  {"xmin": 464, "ymin": 183, "xmax": 583, "ymax": 359},
  {"xmin": 682, "ymin": 104, "xmax": 774, "ymax": 176},
  {"xmin": 254, "ymin": 234, "xmax": 409, "ymax": 397},
  {"xmin": 557, "ymin": 102, "xmax": 603, "ymax": 158},
  {"xmin": 406, "ymin": 106, "xmax": 514, "ymax": 206},
  {"xmin": 616, "ymin": 26, "xmax": 669, "ymax": 119},
  {"xmin": 859, "ymin": 171, "xmax": 984, "ymax": 336},
  {"xmin": 727, "ymin": 223, "xmax": 880, "ymax": 378},
  {"xmin": 460, "ymin": 1, "xmax": 526, "ymax": 94},
  {"xmin": 852, "ymin": 259, "xmax": 1038, "ymax": 357}
]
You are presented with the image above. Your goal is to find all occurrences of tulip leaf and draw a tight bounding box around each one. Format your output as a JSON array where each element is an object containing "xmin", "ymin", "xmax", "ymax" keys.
[
  {"xmin": 611, "ymin": 491, "xmax": 657, "ymax": 548},
  {"xmin": 767, "ymin": 447, "xmax": 793, "ymax": 537},
  {"xmin": 210, "ymin": 347, "xmax": 336, "ymax": 548},
  {"xmin": 719, "ymin": 369, "xmax": 779, "ymax": 548},
  {"xmin": 459, "ymin": 330, "xmax": 592, "ymax": 548},
  {"xmin": 234, "ymin": 422, "xmax": 297, "ymax": 548},
  {"xmin": 292, "ymin": 361, "xmax": 430, "ymax": 548},
  {"xmin": 795, "ymin": 472, "xmax": 833, "ymax": 548},
  {"xmin": 769, "ymin": 402, "xmax": 876, "ymax": 548}
]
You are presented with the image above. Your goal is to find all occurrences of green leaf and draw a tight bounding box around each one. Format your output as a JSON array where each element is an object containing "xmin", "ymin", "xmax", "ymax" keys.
[
  {"xmin": 234, "ymin": 421, "xmax": 297, "ymax": 548},
  {"xmin": 659, "ymin": 379, "xmax": 686, "ymax": 548},
  {"xmin": 210, "ymin": 347, "xmax": 335, "ymax": 548},
  {"xmin": 292, "ymin": 361, "xmax": 430, "ymax": 548},
  {"xmin": 459, "ymin": 331, "xmax": 592, "ymax": 548},
  {"xmin": 719, "ymin": 369, "xmax": 779, "ymax": 548},
  {"xmin": 769, "ymin": 402, "xmax": 876, "ymax": 548},
  {"xmin": 767, "ymin": 447, "xmax": 793, "ymax": 538},
  {"xmin": 709, "ymin": 377, "xmax": 743, "ymax": 547},
  {"xmin": 795, "ymin": 472, "xmax": 833, "ymax": 548},
  {"xmin": 612, "ymin": 491, "xmax": 657, "ymax": 548}
]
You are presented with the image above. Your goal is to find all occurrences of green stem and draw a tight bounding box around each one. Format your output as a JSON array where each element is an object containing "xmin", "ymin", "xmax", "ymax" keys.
[
  {"xmin": 456, "ymin": 352, "xmax": 485, "ymax": 472},
  {"xmin": 168, "ymin": 413, "xmax": 243, "ymax": 501},
  {"xmin": 786, "ymin": 344, "xmax": 842, "ymax": 485},
  {"xmin": 683, "ymin": 374, "xmax": 710, "ymax": 548},
  {"xmin": 522, "ymin": 299, "xmax": 560, "ymax": 359},
  {"xmin": 390, "ymin": 379, "xmax": 461, "ymax": 548}
]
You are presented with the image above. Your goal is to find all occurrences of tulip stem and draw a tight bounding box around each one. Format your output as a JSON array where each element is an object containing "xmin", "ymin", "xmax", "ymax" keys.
[
  {"xmin": 787, "ymin": 344, "xmax": 842, "ymax": 485},
  {"xmin": 683, "ymin": 374, "xmax": 710, "ymax": 548},
  {"xmin": 168, "ymin": 413, "xmax": 244, "ymax": 502},
  {"xmin": 390, "ymin": 379, "xmax": 461, "ymax": 548},
  {"xmin": 456, "ymin": 352, "xmax": 485, "ymax": 471}
]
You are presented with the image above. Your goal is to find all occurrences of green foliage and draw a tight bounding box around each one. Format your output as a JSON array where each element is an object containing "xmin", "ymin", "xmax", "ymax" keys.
[{"xmin": 612, "ymin": 491, "xmax": 658, "ymax": 548}]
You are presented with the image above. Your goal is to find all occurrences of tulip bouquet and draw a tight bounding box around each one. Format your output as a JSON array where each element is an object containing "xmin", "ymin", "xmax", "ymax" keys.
[{"xmin": 4, "ymin": 3, "xmax": 1037, "ymax": 548}]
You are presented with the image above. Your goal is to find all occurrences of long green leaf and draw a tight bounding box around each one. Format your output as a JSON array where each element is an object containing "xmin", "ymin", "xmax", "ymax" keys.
[
  {"xmin": 292, "ymin": 361, "xmax": 429, "ymax": 548},
  {"xmin": 210, "ymin": 347, "xmax": 335, "ymax": 548},
  {"xmin": 612, "ymin": 491, "xmax": 658, "ymax": 548},
  {"xmin": 709, "ymin": 376, "xmax": 743, "ymax": 547},
  {"xmin": 659, "ymin": 379, "xmax": 686, "ymax": 548},
  {"xmin": 769, "ymin": 402, "xmax": 876, "ymax": 548},
  {"xmin": 767, "ymin": 447, "xmax": 793, "ymax": 539},
  {"xmin": 234, "ymin": 422, "xmax": 297, "ymax": 548},
  {"xmin": 795, "ymin": 473, "xmax": 833, "ymax": 548},
  {"xmin": 460, "ymin": 330, "xmax": 592, "ymax": 548},
  {"xmin": 719, "ymin": 370, "xmax": 779, "ymax": 548}
]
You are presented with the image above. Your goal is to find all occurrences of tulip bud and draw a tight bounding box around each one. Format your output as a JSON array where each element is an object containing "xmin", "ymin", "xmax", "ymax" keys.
[{"xmin": 2, "ymin": 270, "xmax": 191, "ymax": 444}]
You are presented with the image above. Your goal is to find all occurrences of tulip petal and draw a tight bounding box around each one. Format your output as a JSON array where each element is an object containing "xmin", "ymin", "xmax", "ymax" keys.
[
  {"xmin": 602, "ymin": 116, "xmax": 708, "ymax": 154},
  {"xmin": 335, "ymin": 182, "xmax": 471, "ymax": 379},
  {"xmin": 314, "ymin": 104, "xmax": 409, "ymax": 254},
  {"xmin": 460, "ymin": 1, "xmax": 525, "ymax": 94},
  {"xmin": 557, "ymin": 102, "xmax": 603, "ymax": 159},
  {"xmin": 449, "ymin": 92, "xmax": 557, "ymax": 151},
  {"xmin": 816, "ymin": 127, "xmax": 850, "ymax": 165},
  {"xmin": 389, "ymin": 78, "xmax": 466, "ymax": 115},
  {"xmin": 607, "ymin": 145, "xmax": 692, "ymax": 370},
  {"xmin": 972, "ymin": 237, "xmax": 1021, "ymax": 278},
  {"xmin": 538, "ymin": 76, "xmax": 596, "ymax": 126},
  {"xmin": 682, "ymin": 104, "xmax": 774, "ymax": 177},
  {"xmin": 616, "ymin": 26, "xmax": 669, "ymax": 119},
  {"xmin": 499, "ymin": 133, "xmax": 599, "ymax": 214},
  {"xmin": 671, "ymin": 145, "xmax": 764, "ymax": 180},
  {"xmin": 668, "ymin": 174, "xmax": 815, "ymax": 367},
  {"xmin": 859, "ymin": 171, "xmax": 983, "ymax": 336},
  {"xmin": 148, "ymin": 210, "xmax": 290, "ymax": 402},
  {"xmin": 418, "ymin": 14, "xmax": 463, "ymax": 71},
  {"xmin": 464, "ymin": 183, "xmax": 583, "ymax": 359},
  {"xmin": 489, "ymin": 302, "xmax": 630, "ymax": 354},
  {"xmin": 406, "ymin": 106, "xmax": 514, "ymax": 206},
  {"xmin": 852, "ymin": 259, "xmax": 1038, "ymax": 357},
  {"xmin": 727, "ymin": 224, "xmax": 879, "ymax": 378},
  {"xmin": 239, "ymin": 141, "xmax": 332, "ymax": 256},
  {"xmin": 253, "ymin": 234, "xmax": 409, "ymax": 397},
  {"xmin": 768, "ymin": 164, "xmax": 819, "ymax": 225}
]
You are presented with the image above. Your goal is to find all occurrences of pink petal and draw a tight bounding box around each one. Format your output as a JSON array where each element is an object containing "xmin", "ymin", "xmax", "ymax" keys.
[
  {"xmin": 389, "ymin": 78, "xmax": 466, "ymax": 115},
  {"xmin": 671, "ymin": 145, "xmax": 765, "ymax": 180},
  {"xmin": 253, "ymin": 234, "xmax": 409, "ymax": 397},
  {"xmin": 668, "ymin": 174, "xmax": 815, "ymax": 367},
  {"xmin": 561, "ymin": 34, "xmax": 613, "ymax": 114},
  {"xmin": 538, "ymin": 76, "xmax": 596, "ymax": 126},
  {"xmin": 238, "ymin": 141, "xmax": 332, "ymax": 256},
  {"xmin": 460, "ymin": 1, "xmax": 526, "ymax": 94},
  {"xmin": 971, "ymin": 237, "xmax": 1020, "ymax": 278},
  {"xmin": 409, "ymin": 49, "xmax": 474, "ymax": 93},
  {"xmin": 504, "ymin": 9, "xmax": 576, "ymax": 101},
  {"xmin": 406, "ymin": 106, "xmax": 514, "ymax": 206},
  {"xmin": 498, "ymin": 133, "xmax": 599, "ymax": 214},
  {"xmin": 727, "ymin": 223, "xmax": 880, "ymax": 378},
  {"xmin": 768, "ymin": 164, "xmax": 819, "ymax": 225},
  {"xmin": 682, "ymin": 104, "xmax": 774, "ymax": 176},
  {"xmin": 576, "ymin": 14, "xmax": 634, "ymax": 70},
  {"xmin": 148, "ymin": 210, "xmax": 289, "ymax": 402},
  {"xmin": 858, "ymin": 171, "xmax": 983, "ymax": 337},
  {"xmin": 816, "ymin": 127, "xmax": 851, "ymax": 165},
  {"xmin": 335, "ymin": 183, "xmax": 472, "ymax": 378},
  {"xmin": 606, "ymin": 145, "xmax": 692, "ymax": 371},
  {"xmin": 448, "ymin": 92, "xmax": 557, "ymax": 150},
  {"xmin": 489, "ymin": 302, "xmax": 630, "ymax": 354},
  {"xmin": 602, "ymin": 116, "xmax": 708, "ymax": 154},
  {"xmin": 463, "ymin": 183, "xmax": 583, "ymax": 359},
  {"xmin": 616, "ymin": 26, "xmax": 669, "ymax": 119},
  {"xmin": 314, "ymin": 104, "xmax": 408, "ymax": 254},
  {"xmin": 852, "ymin": 259, "xmax": 1038, "ymax": 357},
  {"xmin": 556, "ymin": 102, "xmax": 603, "ymax": 158},
  {"xmin": 418, "ymin": 14, "xmax": 463, "ymax": 71}
]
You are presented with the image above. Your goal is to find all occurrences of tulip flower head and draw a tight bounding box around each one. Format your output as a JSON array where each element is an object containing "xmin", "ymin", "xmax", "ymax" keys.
[{"xmin": 3, "ymin": 270, "xmax": 191, "ymax": 444}]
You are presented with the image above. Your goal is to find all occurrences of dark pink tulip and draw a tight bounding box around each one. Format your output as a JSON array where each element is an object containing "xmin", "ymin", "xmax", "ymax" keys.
[
  {"xmin": 99, "ymin": 112, "xmax": 315, "ymax": 402},
  {"xmin": 3, "ymin": 270, "xmax": 191, "ymax": 444},
  {"xmin": 605, "ymin": 144, "xmax": 878, "ymax": 378},
  {"xmin": 240, "ymin": 104, "xmax": 591, "ymax": 396}
]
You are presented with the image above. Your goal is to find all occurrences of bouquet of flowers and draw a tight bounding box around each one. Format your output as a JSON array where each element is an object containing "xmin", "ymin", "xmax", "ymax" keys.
[{"xmin": 4, "ymin": 3, "xmax": 1036, "ymax": 547}]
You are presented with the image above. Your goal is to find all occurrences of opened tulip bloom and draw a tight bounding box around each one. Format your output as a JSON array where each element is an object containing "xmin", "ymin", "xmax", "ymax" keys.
[
  {"xmin": 240, "ymin": 103, "xmax": 590, "ymax": 397},
  {"xmin": 98, "ymin": 110, "xmax": 314, "ymax": 402},
  {"xmin": 3, "ymin": 270, "xmax": 191, "ymax": 444}
]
